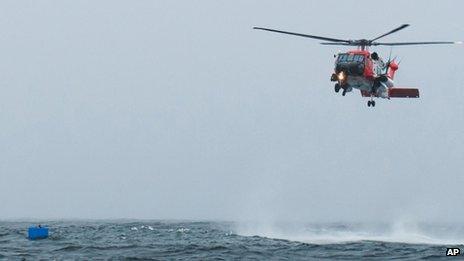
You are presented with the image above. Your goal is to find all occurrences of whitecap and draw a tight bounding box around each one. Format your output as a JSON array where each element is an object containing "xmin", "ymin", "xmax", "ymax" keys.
[{"xmin": 176, "ymin": 228, "xmax": 190, "ymax": 233}]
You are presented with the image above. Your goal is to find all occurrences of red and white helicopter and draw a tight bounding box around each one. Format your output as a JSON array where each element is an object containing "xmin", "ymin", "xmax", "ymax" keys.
[{"xmin": 254, "ymin": 24, "xmax": 462, "ymax": 107}]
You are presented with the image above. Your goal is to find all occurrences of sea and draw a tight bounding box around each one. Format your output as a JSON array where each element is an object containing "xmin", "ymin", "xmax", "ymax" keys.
[{"xmin": 1, "ymin": 221, "xmax": 463, "ymax": 260}]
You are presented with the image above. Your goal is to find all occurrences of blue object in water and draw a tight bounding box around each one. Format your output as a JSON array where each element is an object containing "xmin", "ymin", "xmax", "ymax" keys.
[{"xmin": 28, "ymin": 226, "xmax": 49, "ymax": 240}]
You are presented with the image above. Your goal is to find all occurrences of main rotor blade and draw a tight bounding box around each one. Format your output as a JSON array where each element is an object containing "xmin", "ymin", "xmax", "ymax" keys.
[
  {"xmin": 253, "ymin": 27, "xmax": 350, "ymax": 43},
  {"xmin": 372, "ymin": 41, "xmax": 463, "ymax": 46},
  {"xmin": 320, "ymin": 42, "xmax": 353, "ymax": 46},
  {"xmin": 370, "ymin": 24, "xmax": 410, "ymax": 42}
]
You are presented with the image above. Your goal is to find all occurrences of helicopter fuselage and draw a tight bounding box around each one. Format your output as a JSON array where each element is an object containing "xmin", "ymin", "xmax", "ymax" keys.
[{"xmin": 332, "ymin": 50, "xmax": 396, "ymax": 98}]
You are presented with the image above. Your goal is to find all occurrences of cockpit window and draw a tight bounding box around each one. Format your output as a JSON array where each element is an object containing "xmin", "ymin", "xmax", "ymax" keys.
[
  {"xmin": 346, "ymin": 54, "xmax": 355, "ymax": 62},
  {"xmin": 336, "ymin": 53, "xmax": 365, "ymax": 76},
  {"xmin": 337, "ymin": 54, "xmax": 364, "ymax": 63},
  {"xmin": 337, "ymin": 54, "xmax": 347, "ymax": 62}
]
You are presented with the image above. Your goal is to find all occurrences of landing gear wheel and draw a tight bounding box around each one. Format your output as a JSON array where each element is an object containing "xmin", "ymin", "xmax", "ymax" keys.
[
  {"xmin": 367, "ymin": 101, "xmax": 371, "ymax": 107},
  {"xmin": 334, "ymin": 84, "xmax": 341, "ymax": 93},
  {"xmin": 372, "ymin": 100, "xmax": 376, "ymax": 107},
  {"xmin": 342, "ymin": 89, "xmax": 346, "ymax": 96}
]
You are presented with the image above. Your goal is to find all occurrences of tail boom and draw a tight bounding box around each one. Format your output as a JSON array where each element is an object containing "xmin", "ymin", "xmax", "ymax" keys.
[
  {"xmin": 360, "ymin": 87, "xmax": 420, "ymax": 98},
  {"xmin": 388, "ymin": 88, "xmax": 419, "ymax": 98}
]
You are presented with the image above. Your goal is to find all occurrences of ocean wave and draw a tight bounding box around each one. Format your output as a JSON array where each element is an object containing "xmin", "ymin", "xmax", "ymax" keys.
[
  {"xmin": 54, "ymin": 245, "xmax": 84, "ymax": 252},
  {"xmin": 235, "ymin": 221, "xmax": 464, "ymax": 245}
]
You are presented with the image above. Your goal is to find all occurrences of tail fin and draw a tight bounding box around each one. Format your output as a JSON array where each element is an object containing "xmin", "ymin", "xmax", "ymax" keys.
[
  {"xmin": 388, "ymin": 88, "xmax": 419, "ymax": 98},
  {"xmin": 387, "ymin": 61, "xmax": 399, "ymax": 79}
]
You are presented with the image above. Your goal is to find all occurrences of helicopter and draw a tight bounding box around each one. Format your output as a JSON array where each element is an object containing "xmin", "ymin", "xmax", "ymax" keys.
[{"xmin": 253, "ymin": 24, "xmax": 462, "ymax": 107}]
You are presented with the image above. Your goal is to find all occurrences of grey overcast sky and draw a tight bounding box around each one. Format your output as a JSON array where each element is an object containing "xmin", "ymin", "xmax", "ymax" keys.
[{"xmin": 0, "ymin": 0, "xmax": 463, "ymax": 221}]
